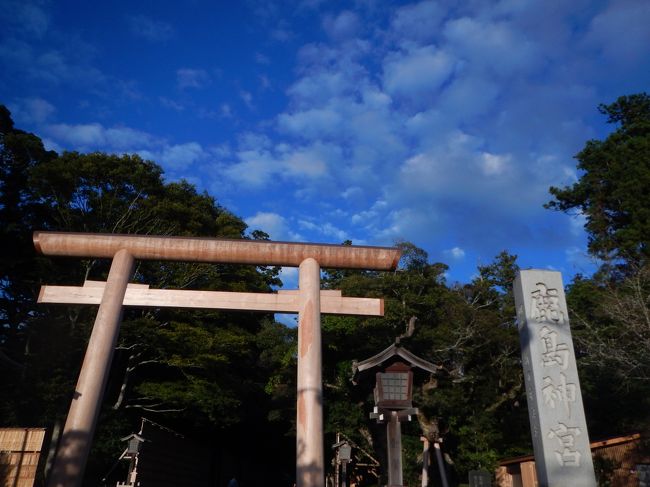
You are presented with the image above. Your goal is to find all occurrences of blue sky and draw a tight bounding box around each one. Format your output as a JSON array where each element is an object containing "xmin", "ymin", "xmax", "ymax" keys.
[{"xmin": 2, "ymin": 0, "xmax": 649, "ymax": 286}]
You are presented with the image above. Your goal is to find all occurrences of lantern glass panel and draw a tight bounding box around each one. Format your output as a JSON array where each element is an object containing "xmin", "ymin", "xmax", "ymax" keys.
[
  {"xmin": 339, "ymin": 444, "xmax": 352, "ymax": 462},
  {"xmin": 127, "ymin": 438, "xmax": 141, "ymax": 454},
  {"xmin": 379, "ymin": 372, "xmax": 409, "ymax": 401}
]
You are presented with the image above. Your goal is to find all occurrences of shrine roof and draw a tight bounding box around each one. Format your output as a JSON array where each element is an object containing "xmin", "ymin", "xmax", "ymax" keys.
[{"xmin": 353, "ymin": 342, "xmax": 439, "ymax": 376}]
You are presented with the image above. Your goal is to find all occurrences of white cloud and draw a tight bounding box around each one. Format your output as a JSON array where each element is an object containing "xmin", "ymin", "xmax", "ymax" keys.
[
  {"xmin": 442, "ymin": 17, "xmax": 537, "ymax": 77},
  {"xmin": 245, "ymin": 212, "xmax": 299, "ymax": 241},
  {"xmin": 298, "ymin": 219, "xmax": 349, "ymax": 242},
  {"xmin": 255, "ymin": 52, "xmax": 270, "ymax": 65},
  {"xmin": 223, "ymin": 141, "xmax": 334, "ymax": 188},
  {"xmin": 239, "ymin": 132, "xmax": 273, "ymax": 151},
  {"xmin": 3, "ymin": 41, "xmax": 106, "ymax": 87},
  {"xmin": 208, "ymin": 1, "xmax": 638, "ymax": 268},
  {"xmin": 479, "ymin": 152, "xmax": 510, "ymax": 176},
  {"xmin": 398, "ymin": 130, "xmax": 486, "ymax": 195},
  {"xmin": 323, "ymin": 11, "xmax": 360, "ymax": 41},
  {"xmin": 46, "ymin": 123, "xmax": 107, "ymax": 147},
  {"xmin": 584, "ymin": 0, "xmax": 650, "ymax": 65},
  {"xmin": 10, "ymin": 97, "xmax": 55, "ymax": 124},
  {"xmin": 444, "ymin": 247, "xmax": 466, "ymax": 259},
  {"xmin": 224, "ymin": 149, "xmax": 277, "ymax": 187},
  {"xmin": 41, "ymin": 138, "xmax": 62, "ymax": 153},
  {"xmin": 383, "ymin": 45, "xmax": 455, "ymax": 98},
  {"xmin": 278, "ymin": 108, "xmax": 343, "ymax": 138},
  {"xmin": 569, "ymin": 212, "xmax": 587, "ymax": 237},
  {"xmin": 210, "ymin": 143, "xmax": 232, "ymax": 158},
  {"xmin": 565, "ymin": 246, "xmax": 598, "ymax": 273},
  {"xmin": 160, "ymin": 142, "xmax": 206, "ymax": 170},
  {"xmin": 351, "ymin": 199, "xmax": 388, "ymax": 226},
  {"xmin": 14, "ymin": 0, "xmax": 647, "ymax": 283},
  {"xmin": 283, "ymin": 146, "xmax": 329, "ymax": 177},
  {"xmin": 177, "ymin": 68, "xmax": 210, "ymax": 89},
  {"xmin": 45, "ymin": 123, "xmax": 158, "ymax": 151},
  {"xmin": 159, "ymin": 97, "xmax": 184, "ymax": 111},
  {"xmin": 1, "ymin": 1, "xmax": 49, "ymax": 38},
  {"xmin": 288, "ymin": 70, "xmax": 349, "ymax": 103},
  {"xmin": 220, "ymin": 103, "xmax": 233, "ymax": 118},
  {"xmin": 270, "ymin": 20, "xmax": 295, "ymax": 42},
  {"xmin": 390, "ymin": 1, "xmax": 444, "ymax": 44},
  {"xmin": 215, "ymin": 2, "xmax": 646, "ymax": 276},
  {"xmin": 376, "ymin": 207, "xmax": 435, "ymax": 242},
  {"xmin": 240, "ymin": 91, "xmax": 254, "ymax": 110},
  {"xmin": 43, "ymin": 122, "xmax": 208, "ymax": 176},
  {"xmin": 259, "ymin": 74, "xmax": 271, "ymax": 90},
  {"xmin": 435, "ymin": 76, "xmax": 500, "ymax": 123},
  {"xmin": 341, "ymin": 186, "xmax": 363, "ymax": 200},
  {"xmin": 127, "ymin": 15, "xmax": 174, "ymax": 42}
]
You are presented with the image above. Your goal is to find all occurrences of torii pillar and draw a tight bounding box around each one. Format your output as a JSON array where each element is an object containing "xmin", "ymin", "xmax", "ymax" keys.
[
  {"xmin": 297, "ymin": 257, "xmax": 323, "ymax": 486},
  {"xmin": 33, "ymin": 232, "xmax": 401, "ymax": 487}
]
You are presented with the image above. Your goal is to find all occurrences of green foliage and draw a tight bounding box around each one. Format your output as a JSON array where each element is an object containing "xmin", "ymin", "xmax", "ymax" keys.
[
  {"xmin": 4, "ymin": 93, "xmax": 648, "ymax": 486},
  {"xmin": 0, "ymin": 114, "xmax": 58, "ymax": 357},
  {"xmin": 320, "ymin": 245, "xmax": 529, "ymax": 483},
  {"xmin": 546, "ymin": 93, "xmax": 650, "ymax": 266},
  {"xmin": 0, "ymin": 106, "xmax": 295, "ymax": 484},
  {"xmin": 566, "ymin": 266, "xmax": 650, "ymax": 437},
  {"xmin": 548, "ymin": 94, "xmax": 650, "ymax": 464},
  {"xmin": 549, "ymin": 94, "xmax": 650, "ymax": 439}
]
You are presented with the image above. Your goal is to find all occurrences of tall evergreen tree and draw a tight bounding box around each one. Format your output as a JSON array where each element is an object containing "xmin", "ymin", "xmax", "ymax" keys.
[
  {"xmin": 546, "ymin": 94, "xmax": 650, "ymax": 443},
  {"xmin": 546, "ymin": 93, "xmax": 650, "ymax": 268}
]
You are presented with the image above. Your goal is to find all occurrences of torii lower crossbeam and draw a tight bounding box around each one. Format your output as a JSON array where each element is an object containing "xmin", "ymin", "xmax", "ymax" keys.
[{"xmin": 38, "ymin": 281, "xmax": 384, "ymax": 316}]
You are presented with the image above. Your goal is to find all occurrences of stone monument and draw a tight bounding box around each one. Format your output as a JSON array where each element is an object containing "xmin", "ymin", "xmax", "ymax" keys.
[{"xmin": 513, "ymin": 270, "xmax": 596, "ymax": 487}]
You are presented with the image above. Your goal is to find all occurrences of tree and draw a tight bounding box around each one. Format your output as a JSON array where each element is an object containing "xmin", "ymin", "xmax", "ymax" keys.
[
  {"xmin": 565, "ymin": 269, "xmax": 650, "ymax": 437},
  {"xmin": 319, "ymin": 245, "xmax": 530, "ymax": 484},
  {"xmin": 546, "ymin": 93, "xmax": 650, "ymax": 267},
  {"xmin": 546, "ymin": 94, "xmax": 650, "ymax": 438},
  {"xmin": 0, "ymin": 107, "xmax": 57, "ymax": 371},
  {"xmin": 0, "ymin": 106, "xmax": 295, "ymax": 485}
]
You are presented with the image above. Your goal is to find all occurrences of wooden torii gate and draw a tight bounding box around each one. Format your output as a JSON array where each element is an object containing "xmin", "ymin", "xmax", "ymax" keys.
[{"xmin": 33, "ymin": 231, "xmax": 401, "ymax": 487}]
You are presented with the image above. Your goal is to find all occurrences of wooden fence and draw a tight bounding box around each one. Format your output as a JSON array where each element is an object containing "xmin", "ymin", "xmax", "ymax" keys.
[{"xmin": 0, "ymin": 428, "xmax": 46, "ymax": 487}]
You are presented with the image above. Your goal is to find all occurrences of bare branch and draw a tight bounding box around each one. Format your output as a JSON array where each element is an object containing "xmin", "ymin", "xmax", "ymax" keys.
[{"xmin": 125, "ymin": 404, "xmax": 186, "ymax": 413}]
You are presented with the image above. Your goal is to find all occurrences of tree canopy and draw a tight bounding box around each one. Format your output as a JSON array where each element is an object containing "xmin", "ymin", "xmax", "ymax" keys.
[
  {"xmin": 549, "ymin": 94, "xmax": 650, "ymax": 461},
  {"xmin": 546, "ymin": 93, "xmax": 650, "ymax": 267},
  {"xmin": 1, "ymin": 98, "xmax": 649, "ymax": 487},
  {"xmin": 0, "ymin": 106, "xmax": 293, "ymax": 485}
]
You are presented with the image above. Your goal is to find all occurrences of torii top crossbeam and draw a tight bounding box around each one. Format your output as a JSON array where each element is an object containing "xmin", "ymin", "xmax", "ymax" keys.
[{"xmin": 34, "ymin": 231, "xmax": 401, "ymax": 269}]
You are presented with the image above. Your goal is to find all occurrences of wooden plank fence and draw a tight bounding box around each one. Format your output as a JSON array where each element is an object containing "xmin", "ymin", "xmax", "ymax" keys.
[{"xmin": 0, "ymin": 429, "xmax": 46, "ymax": 487}]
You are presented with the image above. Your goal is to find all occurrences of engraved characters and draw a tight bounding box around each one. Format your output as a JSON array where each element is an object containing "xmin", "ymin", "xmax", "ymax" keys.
[
  {"xmin": 531, "ymin": 282, "xmax": 582, "ymax": 468},
  {"xmin": 531, "ymin": 283, "xmax": 565, "ymax": 324},
  {"xmin": 548, "ymin": 423, "xmax": 582, "ymax": 467},
  {"xmin": 539, "ymin": 326, "xmax": 570, "ymax": 370}
]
